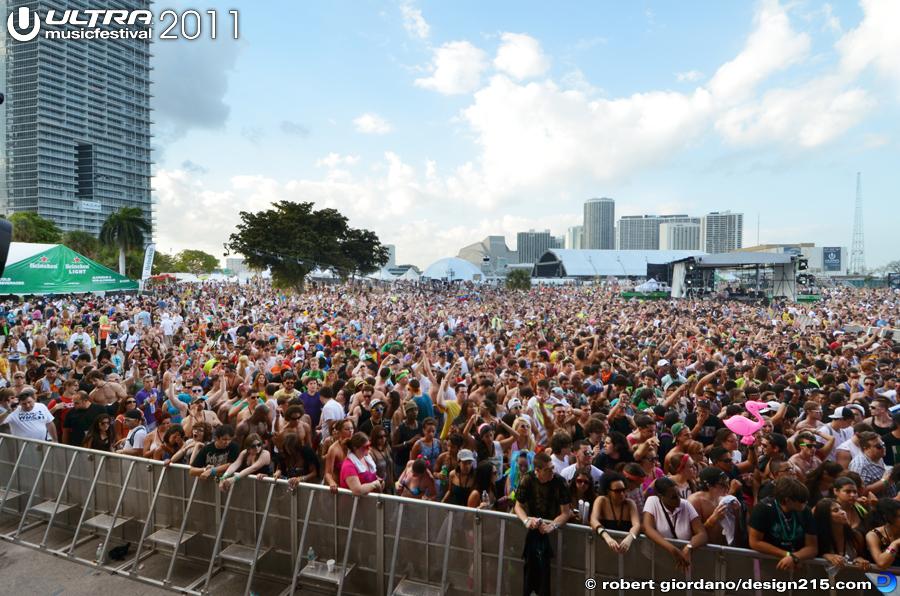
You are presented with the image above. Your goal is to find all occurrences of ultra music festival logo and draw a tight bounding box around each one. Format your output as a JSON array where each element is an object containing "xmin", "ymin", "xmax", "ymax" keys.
[{"xmin": 6, "ymin": 6, "xmax": 238, "ymax": 42}]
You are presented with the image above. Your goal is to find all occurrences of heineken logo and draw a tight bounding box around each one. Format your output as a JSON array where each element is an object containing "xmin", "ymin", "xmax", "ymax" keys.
[
  {"xmin": 40, "ymin": 256, "xmax": 48, "ymax": 262},
  {"xmin": 74, "ymin": 257, "xmax": 81, "ymax": 263}
]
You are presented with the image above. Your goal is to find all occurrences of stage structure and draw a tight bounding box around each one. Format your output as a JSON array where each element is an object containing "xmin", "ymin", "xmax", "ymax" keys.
[{"xmin": 668, "ymin": 252, "xmax": 797, "ymax": 301}]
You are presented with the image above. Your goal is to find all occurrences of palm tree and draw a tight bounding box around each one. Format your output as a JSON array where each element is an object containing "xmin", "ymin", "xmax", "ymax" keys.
[{"xmin": 99, "ymin": 207, "xmax": 151, "ymax": 276}]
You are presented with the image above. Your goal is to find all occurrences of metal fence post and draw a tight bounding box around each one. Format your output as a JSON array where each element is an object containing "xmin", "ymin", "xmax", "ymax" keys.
[
  {"xmin": 335, "ymin": 497, "xmax": 359, "ymax": 596},
  {"xmin": 164, "ymin": 476, "xmax": 200, "ymax": 588},
  {"xmin": 130, "ymin": 465, "xmax": 168, "ymax": 576},
  {"xmin": 13, "ymin": 443, "xmax": 52, "ymax": 538},
  {"xmin": 243, "ymin": 481, "xmax": 276, "ymax": 596},
  {"xmin": 202, "ymin": 482, "xmax": 237, "ymax": 595},
  {"xmin": 39, "ymin": 450, "xmax": 78, "ymax": 549},
  {"xmin": 67, "ymin": 455, "xmax": 107, "ymax": 556},
  {"xmin": 387, "ymin": 502, "xmax": 405, "ymax": 596},
  {"xmin": 474, "ymin": 512, "xmax": 483, "ymax": 596},
  {"xmin": 376, "ymin": 498, "xmax": 384, "ymax": 596},
  {"xmin": 0, "ymin": 441, "xmax": 28, "ymax": 513},
  {"xmin": 288, "ymin": 489, "xmax": 316, "ymax": 596},
  {"xmin": 96, "ymin": 460, "xmax": 136, "ymax": 568}
]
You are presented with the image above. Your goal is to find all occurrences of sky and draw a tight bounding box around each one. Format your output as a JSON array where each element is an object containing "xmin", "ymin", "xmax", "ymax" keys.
[{"xmin": 150, "ymin": 0, "xmax": 900, "ymax": 271}]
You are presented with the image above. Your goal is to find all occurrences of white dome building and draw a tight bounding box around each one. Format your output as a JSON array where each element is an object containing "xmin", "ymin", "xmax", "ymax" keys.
[{"xmin": 420, "ymin": 257, "xmax": 484, "ymax": 282}]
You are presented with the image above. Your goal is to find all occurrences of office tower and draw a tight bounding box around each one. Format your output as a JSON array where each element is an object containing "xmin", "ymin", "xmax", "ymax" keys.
[
  {"xmin": 1, "ymin": 1, "xmax": 155, "ymax": 239},
  {"xmin": 584, "ymin": 198, "xmax": 614, "ymax": 249},
  {"xmin": 385, "ymin": 244, "xmax": 396, "ymax": 269},
  {"xmin": 659, "ymin": 222, "xmax": 701, "ymax": 250},
  {"xmin": 551, "ymin": 235, "xmax": 564, "ymax": 249},
  {"xmin": 618, "ymin": 215, "xmax": 699, "ymax": 250},
  {"xmin": 516, "ymin": 229, "xmax": 552, "ymax": 263},
  {"xmin": 565, "ymin": 225, "xmax": 583, "ymax": 250},
  {"xmin": 700, "ymin": 211, "xmax": 743, "ymax": 254}
]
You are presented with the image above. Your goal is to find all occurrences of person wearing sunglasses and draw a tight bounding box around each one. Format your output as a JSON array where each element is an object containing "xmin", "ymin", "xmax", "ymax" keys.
[
  {"xmin": 219, "ymin": 432, "xmax": 272, "ymax": 491},
  {"xmin": 688, "ymin": 467, "xmax": 741, "ymax": 546},
  {"xmin": 788, "ymin": 431, "xmax": 824, "ymax": 477},
  {"xmin": 748, "ymin": 477, "xmax": 816, "ymax": 572},
  {"xmin": 643, "ymin": 476, "xmax": 707, "ymax": 573},
  {"xmin": 514, "ymin": 451, "xmax": 572, "ymax": 596},
  {"xmin": 849, "ymin": 432, "xmax": 898, "ymax": 499},
  {"xmin": 591, "ymin": 471, "xmax": 641, "ymax": 553}
]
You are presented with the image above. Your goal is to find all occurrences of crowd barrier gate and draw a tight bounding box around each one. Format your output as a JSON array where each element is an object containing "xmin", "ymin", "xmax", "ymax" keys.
[{"xmin": 0, "ymin": 433, "xmax": 889, "ymax": 596}]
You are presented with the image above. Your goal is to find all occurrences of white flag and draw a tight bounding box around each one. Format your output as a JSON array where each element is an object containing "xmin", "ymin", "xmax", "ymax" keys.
[{"xmin": 141, "ymin": 244, "xmax": 156, "ymax": 281}]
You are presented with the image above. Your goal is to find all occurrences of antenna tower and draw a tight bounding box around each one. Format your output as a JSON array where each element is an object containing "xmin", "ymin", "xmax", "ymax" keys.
[{"xmin": 849, "ymin": 172, "xmax": 866, "ymax": 275}]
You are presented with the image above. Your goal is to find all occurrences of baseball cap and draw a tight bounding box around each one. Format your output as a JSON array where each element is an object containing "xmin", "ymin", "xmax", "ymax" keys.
[
  {"xmin": 657, "ymin": 359, "xmax": 669, "ymax": 367},
  {"xmin": 829, "ymin": 406, "xmax": 856, "ymax": 420},
  {"xmin": 370, "ymin": 398, "xmax": 385, "ymax": 408},
  {"xmin": 508, "ymin": 397, "xmax": 523, "ymax": 409},
  {"xmin": 124, "ymin": 409, "xmax": 143, "ymax": 420},
  {"xmin": 699, "ymin": 466, "xmax": 726, "ymax": 486},
  {"xmin": 457, "ymin": 449, "xmax": 475, "ymax": 462}
]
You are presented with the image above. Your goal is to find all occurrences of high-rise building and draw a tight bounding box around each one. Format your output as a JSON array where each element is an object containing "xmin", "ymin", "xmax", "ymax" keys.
[
  {"xmin": 700, "ymin": 211, "xmax": 743, "ymax": 254},
  {"xmin": 516, "ymin": 229, "xmax": 552, "ymax": 263},
  {"xmin": 659, "ymin": 222, "xmax": 701, "ymax": 250},
  {"xmin": 551, "ymin": 235, "xmax": 564, "ymax": 249},
  {"xmin": 1, "ymin": 1, "xmax": 155, "ymax": 239},
  {"xmin": 385, "ymin": 244, "xmax": 396, "ymax": 269},
  {"xmin": 584, "ymin": 198, "xmax": 615, "ymax": 249},
  {"xmin": 565, "ymin": 225, "xmax": 583, "ymax": 250},
  {"xmin": 618, "ymin": 215, "xmax": 699, "ymax": 250}
]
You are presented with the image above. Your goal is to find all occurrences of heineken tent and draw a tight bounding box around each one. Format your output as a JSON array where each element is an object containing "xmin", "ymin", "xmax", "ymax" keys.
[{"xmin": 0, "ymin": 243, "xmax": 139, "ymax": 295}]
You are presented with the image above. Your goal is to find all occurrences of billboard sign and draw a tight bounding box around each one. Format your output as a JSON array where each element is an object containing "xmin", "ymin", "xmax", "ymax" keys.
[{"xmin": 824, "ymin": 248, "xmax": 841, "ymax": 271}]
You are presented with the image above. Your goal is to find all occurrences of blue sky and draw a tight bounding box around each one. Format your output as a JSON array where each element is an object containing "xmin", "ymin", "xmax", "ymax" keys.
[{"xmin": 151, "ymin": 0, "xmax": 899, "ymax": 270}]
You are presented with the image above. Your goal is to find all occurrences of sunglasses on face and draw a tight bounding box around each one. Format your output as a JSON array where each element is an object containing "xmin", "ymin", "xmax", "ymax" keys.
[
  {"xmin": 126, "ymin": 400, "xmax": 137, "ymax": 405},
  {"xmin": 289, "ymin": 416, "xmax": 302, "ymax": 421},
  {"xmin": 609, "ymin": 488, "xmax": 626, "ymax": 494},
  {"xmin": 251, "ymin": 443, "xmax": 263, "ymax": 448},
  {"xmin": 575, "ymin": 479, "xmax": 590, "ymax": 485}
]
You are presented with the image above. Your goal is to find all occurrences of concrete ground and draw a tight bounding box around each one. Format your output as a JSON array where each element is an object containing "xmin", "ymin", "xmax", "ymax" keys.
[{"xmin": 0, "ymin": 541, "xmax": 173, "ymax": 596}]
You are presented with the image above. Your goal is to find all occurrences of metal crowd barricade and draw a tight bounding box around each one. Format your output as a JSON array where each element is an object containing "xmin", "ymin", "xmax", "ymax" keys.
[{"xmin": 0, "ymin": 433, "xmax": 892, "ymax": 596}]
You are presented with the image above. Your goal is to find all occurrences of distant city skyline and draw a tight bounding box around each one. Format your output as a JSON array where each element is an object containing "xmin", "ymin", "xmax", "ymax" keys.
[{"xmin": 142, "ymin": 1, "xmax": 895, "ymax": 270}]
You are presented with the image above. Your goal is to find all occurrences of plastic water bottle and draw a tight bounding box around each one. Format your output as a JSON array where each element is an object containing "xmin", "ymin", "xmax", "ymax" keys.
[
  {"xmin": 95, "ymin": 544, "xmax": 103, "ymax": 563},
  {"xmin": 481, "ymin": 490, "xmax": 490, "ymax": 507},
  {"xmin": 307, "ymin": 546, "xmax": 316, "ymax": 571}
]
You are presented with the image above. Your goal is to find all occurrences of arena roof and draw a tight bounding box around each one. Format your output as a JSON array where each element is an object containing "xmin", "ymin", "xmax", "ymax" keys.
[{"xmin": 533, "ymin": 249, "xmax": 707, "ymax": 278}]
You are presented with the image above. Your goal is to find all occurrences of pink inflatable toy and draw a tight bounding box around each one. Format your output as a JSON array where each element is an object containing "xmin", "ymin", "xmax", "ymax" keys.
[{"xmin": 723, "ymin": 400, "xmax": 766, "ymax": 445}]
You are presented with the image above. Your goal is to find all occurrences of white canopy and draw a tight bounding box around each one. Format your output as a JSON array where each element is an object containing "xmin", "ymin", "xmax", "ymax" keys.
[
  {"xmin": 399, "ymin": 268, "xmax": 420, "ymax": 281},
  {"xmin": 368, "ymin": 268, "xmax": 397, "ymax": 281},
  {"xmin": 421, "ymin": 257, "xmax": 483, "ymax": 282}
]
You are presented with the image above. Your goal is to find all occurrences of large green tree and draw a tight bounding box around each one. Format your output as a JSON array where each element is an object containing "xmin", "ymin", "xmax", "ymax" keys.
[
  {"xmin": 227, "ymin": 201, "xmax": 389, "ymax": 293},
  {"xmin": 61, "ymin": 230, "xmax": 99, "ymax": 259},
  {"xmin": 6, "ymin": 212, "xmax": 62, "ymax": 243},
  {"xmin": 99, "ymin": 207, "xmax": 151, "ymax": 276},
  {"xmin": 151, "ymin": 251, "xmax": 179, "ymax": 275},
  {"xmin": 175, "ymin": 249, "xmax": 219, "ymax": 275}
]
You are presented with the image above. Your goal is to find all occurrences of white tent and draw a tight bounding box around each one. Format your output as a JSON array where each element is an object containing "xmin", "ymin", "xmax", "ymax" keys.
[
  {"xmin": 175, "ymin": 273, "xmax": 202, "ymax": 283},
  {"xmin": 368, "ymin": 268, "xmax": 397, "ymax": 281},
  {"xmin": 399, "ymin": 268, "xmax": 420, "ymax": 281}
]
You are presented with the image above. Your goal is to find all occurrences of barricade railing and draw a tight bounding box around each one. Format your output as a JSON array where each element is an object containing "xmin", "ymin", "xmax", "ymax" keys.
[{"xmin": 0, "ymin": 433, "xmax": 891, "ymax": 596}]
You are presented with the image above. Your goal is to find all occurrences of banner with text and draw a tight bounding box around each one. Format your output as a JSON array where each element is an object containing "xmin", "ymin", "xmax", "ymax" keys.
[
  {"xmin": 141, "ymin": 243, "xmax": 156, "ymax": 280},
  {"xmin": 823, "ymin": 247, "xmax": 841, "ymax": 271}
]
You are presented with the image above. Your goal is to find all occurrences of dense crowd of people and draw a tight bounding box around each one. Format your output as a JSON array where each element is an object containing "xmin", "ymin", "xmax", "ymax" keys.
[{"xmin": 1, "ymin": 280, "xmax": 900, "ymax": 594}]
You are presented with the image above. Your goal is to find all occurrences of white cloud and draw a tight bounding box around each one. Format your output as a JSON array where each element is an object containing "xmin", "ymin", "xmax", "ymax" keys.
[
  {"xmin": 414, "ymin": 41, "xmax": 489, "ymax": 95},
  {"xmin": 707, "ymin": 0, "xmax": 810, "ymax": 101},
  {"xmin": 399, "ymin": 1, "xmax": 429, "ymax": 40},
  {"xmin": 676, "ymin": 70, "xmax": 704, "ymax": 82},
  {"xmin": 493, "ymin": 33, "xmax": 551, "ymax": 81},
  {"xmin": 822, "ymin": 3, "xmax": 841, "ymax": 33},
  {"xmin": 353, "ymin": 113, "xmax": 393, "ymax": 134},
  {"xmin": 316, "ymin": 153, "xmax": 361, "ymax": 168},
  {"xmin": 836, "ymin": 0, "xmax": 900, "ymax": 89}
]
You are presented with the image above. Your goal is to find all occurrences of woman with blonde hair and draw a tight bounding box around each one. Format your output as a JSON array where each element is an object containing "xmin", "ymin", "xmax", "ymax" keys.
[
  {"xmin": 510, "ymin": 416, "xmax": 536, "ymax": 455},
  {"xmin": 325, "ymin": 418, "xmax": 355, "ymax": 492}
]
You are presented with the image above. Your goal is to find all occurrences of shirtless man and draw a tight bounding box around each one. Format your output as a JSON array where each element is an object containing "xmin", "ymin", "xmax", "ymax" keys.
[
  {"xmin": 274, "ymin": 404, "xmax": 312, "ymax": 449},
  {"xmin": 235, "ymin": 403, "xmax": 271, "ymax": 448},
  {"xmin": 88, "ymin": 370, "xmax": 126, "ymax": 414},
  {"xmin": 688, "ymin": 466, "xmax": 740, "ymax": 546}
]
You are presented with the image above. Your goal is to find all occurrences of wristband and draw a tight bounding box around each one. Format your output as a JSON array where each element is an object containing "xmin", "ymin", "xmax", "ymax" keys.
[
  {"xmin": 211, "ymin": 467, "xmax": 216, "ymax": 476},
  {"xmin": 597, "ymin": 527, "xmax": 606, "ymax": 537},
  {"xmin": 523, "ymin": 517, "xmax": 530, "ymax": 527},
  {"xmin": 234, "ymin": 475, "xmax": 240, "ymax": 483}
]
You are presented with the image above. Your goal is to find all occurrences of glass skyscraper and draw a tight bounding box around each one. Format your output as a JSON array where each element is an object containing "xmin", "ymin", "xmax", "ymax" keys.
[{"xmin": 1, "ymin": 0, "xmax": 154, "ymax": 239}]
